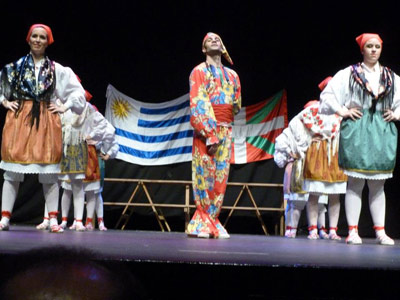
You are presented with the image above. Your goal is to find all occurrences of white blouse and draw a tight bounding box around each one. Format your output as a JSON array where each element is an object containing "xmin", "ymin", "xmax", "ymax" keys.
[
  {"xmin": 319, "ymin": 62, "xmax": 400, "ymax": 116},
  {"xmin": 0, "ymin": 60, "xmax": 86, "ymax": 115}
]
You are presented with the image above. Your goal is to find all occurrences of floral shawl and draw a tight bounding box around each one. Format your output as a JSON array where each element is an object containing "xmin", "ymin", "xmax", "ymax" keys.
[{"xmin": 0, "ymin": 53, "xmax": 56, "ymax": 128}]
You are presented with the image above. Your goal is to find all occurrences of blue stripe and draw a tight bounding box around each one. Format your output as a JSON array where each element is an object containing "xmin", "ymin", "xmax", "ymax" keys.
[
  {"xmin": 115, "ymin": 128, "xmax": 193, "ymax": 143},
  {"xmin": 140, "ymin": 100, "xmax": 190, "ymax": 115},
  {"xmin": 138, "ymin": 115, "xmax": 190, "ymax": 128},
  {"xmin": 119, "ymin": 144, "xmax": 192, "ymax": 159}
]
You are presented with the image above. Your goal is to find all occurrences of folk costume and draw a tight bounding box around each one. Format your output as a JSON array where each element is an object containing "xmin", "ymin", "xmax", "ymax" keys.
[
  {"xmin": 187, "ymin": 33, "xmax": 241, "ymax": 238},
  {"xmin": 58, "ymin": 101, "xmax": 111, "ymax": 231},
  {"xmin": 300, "ymin": 98, "xmax": 347, "ymax": 240},
  {"xmin": 275, "ymin": 78, "xmax": 346, "ymax": 240},
  {"xmin": 276, "ymin": 130, "xmax": 330, "ymax": 239},
  {"xmin": 0, "ymin": 24, "xmax": 86, "ymax": 232},
  {"xmin": 85, "ymin": 116, "xmax": 119, "ymax": 231},
  {"xmin": 319, "ymin": 33, "xmax": 400, "ymax": 245}
]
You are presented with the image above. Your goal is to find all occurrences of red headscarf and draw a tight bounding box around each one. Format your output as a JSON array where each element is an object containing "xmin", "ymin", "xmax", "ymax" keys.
[
  {"xmin": 26, "ymin": 24, "xmax": 54, "ymax": 45},
  {"xmin": 85, "ymin": 90, "xmax": 93, "ymax": 102},
  {"xmin": 318, "ymin": 76, "xmax": 333, "ymax": 91},
  {"xmin": 202, "ymin": 32, "xmax": 233, "ymax": 65},
  {"xmin": 355, "ymin": 33, "xmax": 382, "ymax": 52},
  {"xmin": 303, "ymin": 77, "xmax": 333, "ymax": 109}
]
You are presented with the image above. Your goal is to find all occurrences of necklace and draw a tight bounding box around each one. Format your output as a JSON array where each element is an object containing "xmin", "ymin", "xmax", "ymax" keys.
[{"xmin": 205, "ymin": 62, "xmax": 230, "ymax": 85}]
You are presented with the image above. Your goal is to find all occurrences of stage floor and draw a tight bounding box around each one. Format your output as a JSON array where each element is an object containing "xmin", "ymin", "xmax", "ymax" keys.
[
  {"xmin": 0, "ymin": 225, "xmax": 399, "ymax": 299},
  {"xmin": 0, "ymin": 225, "xmax": 399, "ymax": 270}
]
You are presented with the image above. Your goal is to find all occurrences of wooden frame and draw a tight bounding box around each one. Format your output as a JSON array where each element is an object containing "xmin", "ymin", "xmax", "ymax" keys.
[{"xmin": 103, "ymin": 178, "xmax": 285, "ymax": 235}]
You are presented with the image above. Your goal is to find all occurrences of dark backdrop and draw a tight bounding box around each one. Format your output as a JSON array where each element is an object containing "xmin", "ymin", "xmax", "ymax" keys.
[{"xmin": 1, "ymin": 0, "xmax": 400, "ymax": 237}]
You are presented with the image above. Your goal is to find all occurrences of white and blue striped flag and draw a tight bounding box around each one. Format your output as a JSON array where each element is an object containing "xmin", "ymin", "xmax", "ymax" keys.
[{"xmin": 105, "ymin": 84, "xmax": 193, "ymax": 165}]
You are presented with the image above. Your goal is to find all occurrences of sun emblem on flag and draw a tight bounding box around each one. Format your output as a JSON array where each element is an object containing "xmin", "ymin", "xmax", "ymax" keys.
[{"xmin": 111, "ymin": 98, "xmax": 131, "ymax": 119}]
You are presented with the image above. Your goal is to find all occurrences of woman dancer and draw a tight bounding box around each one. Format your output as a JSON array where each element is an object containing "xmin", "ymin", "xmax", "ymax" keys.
[
  {"xmin": 319, "ymin": 33, "xmax": 400, "ymax": 245},
  {"xmin": 0, "ymin": 24, "xmax": 85, "ymax": 232}
]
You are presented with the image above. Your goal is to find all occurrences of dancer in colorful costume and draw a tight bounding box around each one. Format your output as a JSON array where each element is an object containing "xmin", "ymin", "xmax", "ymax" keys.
[
  {"xmin": 84, "ymin": 106, "xmax": 119, "ymax": 231},
  {"xmin": 319, "ymin": 33, "xmax": 400, "ymax": 245},
  {"xmin": 0, "ymin": 24, "xmax": 86, "ymax": 232},
  {"xmin": 187, "ymin": 32, "xmax": 241, "ymax": 238},
  {"xmin": 275, "ymin": 77, "xmax": 347, "ymax": 240}
]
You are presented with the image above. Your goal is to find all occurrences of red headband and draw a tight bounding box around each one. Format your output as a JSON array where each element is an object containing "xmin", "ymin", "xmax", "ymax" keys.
[
  {"xmin": 85, "ymin": 90, "xmax": 93, "ymax": 102},
  {"xmin": 202, "ymin": 32, "xmax": 233, "ymax": 65},
  {"xmin": 318, "ymin": 76, "xmax": 333, "ymax": 91},
  {"xmin": 355, "ymin": 33, "xmax": 382, "ymax": 52},
  {"xmin": 26, "ymin": 24, "xmax": 54, "ymax": 45}
]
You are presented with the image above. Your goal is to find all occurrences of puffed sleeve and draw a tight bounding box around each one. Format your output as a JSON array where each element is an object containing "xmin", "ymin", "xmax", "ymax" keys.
[
  {"xmin": 319, "ymin": 68, "xmax": 351, "ymax": 115},
  {"xmin": 288, "ymin": 115, "xmax": 312, "ymax": 157},
  {"xmin": 274, "ymin": 128, "xmax": 293, "ymax": 168},
  {"xmin": 87, "ymin": 113, "xmax": 109, "ymax": 143},
  {"xmin": 97, "ymin": 122, "xmax": 119, "ymax": 159},
  {"xmin": 391, "ymin": 73, "xmax": 400, "ymax": 118},
  {"xmin": 98, "ymin": 119, "xmax": 119, "ymax": 158},
  {"xmin": 54, "ymin": 63, "xmax": 86, "ymax": 114}
]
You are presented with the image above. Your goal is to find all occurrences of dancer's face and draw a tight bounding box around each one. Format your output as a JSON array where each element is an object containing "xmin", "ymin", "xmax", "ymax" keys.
[
  {"xmin": 362, "ymin": 38, "xmax": 382, "ymax": 66},
  {"xmin": 28, "ymin": 27, "xmax": 48, "ymax": 56},
  {"xmin": 202, "ymin": 34, "xmax": 223, "ymax": 54}
]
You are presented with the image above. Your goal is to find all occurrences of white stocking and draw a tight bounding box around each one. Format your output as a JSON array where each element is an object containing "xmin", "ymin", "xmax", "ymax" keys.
[
  {"xmin": 285, "ymin": 200, "xmax": 293, "ymax": 228},
  {"xmin": 43, "ymin": 183, "xmax": 60, "ymax": 227},
  {"xmin": 306, "ymin": 194, "xmax": 319, "ymax": 228},
  {"xmin": 71, "ymin": 180, "xmax": 84, "ymax": 221},
  {"xmin": 328, "ymin": 194, "xmax": 340, "ymax": 229},
  {"xmin": 1, "ymin": 180, "xmax": 19, "ymax": 213},
  {"xmin": 1, "ymin": 180, "xmax": 20, "ymax": 225},
  {"xmin": 85, "ymin": 191, "xmax": 96, "ymax": 221},
  {"xmin": 317, "ymin": 203, "xmax": 326, "ymax": 229},
  {"xmin": 43, "ymin": 205, "xmax": 49, "ymax": 218},
  {"xmin": 345, "ymin": 177, "xmax": 365, "ymax": 227},
  {"xmin": 95, "ymin": 193, "xmax": 104, "ymax": 218},
  {"xmin": 43, "ymin": 183, "xmax": 59, "ymax": 212},
  {"xmin": 367, "ymin": 179, "xmax": 386, "ymax": 227},
  {"xmin": 61, "ymin": 189, "xmax": 73, "ymax": 219},
  {"xmin": 291, "ymin": 200, "xmax": 305, "ymax": 235}
]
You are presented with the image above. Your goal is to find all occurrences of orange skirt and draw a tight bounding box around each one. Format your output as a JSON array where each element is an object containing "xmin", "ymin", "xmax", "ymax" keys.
[
  {"xmin": 303, "ymin": 140, "xmax": 347, "ymax": 183},
  {"xmin": 83, "ymin": 145, "xmax": 100, "ymax": 183},
  {"xmin": 1, "ymin": 100, "xmax": 62, "ymax": 164}
]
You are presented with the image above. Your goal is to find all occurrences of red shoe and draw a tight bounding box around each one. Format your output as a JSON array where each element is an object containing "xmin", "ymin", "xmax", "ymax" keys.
[{"xmin": 50, "ymin": 224, "xmax": 64, "ymax": 233}]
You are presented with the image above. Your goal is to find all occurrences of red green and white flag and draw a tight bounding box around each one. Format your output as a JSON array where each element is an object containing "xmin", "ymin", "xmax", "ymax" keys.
[{"xmin": 231, "ymin": 90, "xmax": 288, "ymax": 164}]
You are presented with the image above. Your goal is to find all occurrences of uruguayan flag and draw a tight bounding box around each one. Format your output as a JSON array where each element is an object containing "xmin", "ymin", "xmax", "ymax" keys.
[{"xmin": 105, "ymin": 84, "xmax": 193, "ymax": 165}]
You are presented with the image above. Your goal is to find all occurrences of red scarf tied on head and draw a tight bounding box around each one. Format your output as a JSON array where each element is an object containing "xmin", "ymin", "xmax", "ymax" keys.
[
  {"xmin": 355, "ymin": 33, "xmax": 382, "ymax": 52},
  {"xmin": 303, "ymin": 77, "xmax": 333, "ymax": 109},
  {"xmin": 26, "ymin": 24, "xmax": 54, "ymax": 45},
  {"xmin": 202, "ymin": 32, "xmax": 233, "ymax": 65}
]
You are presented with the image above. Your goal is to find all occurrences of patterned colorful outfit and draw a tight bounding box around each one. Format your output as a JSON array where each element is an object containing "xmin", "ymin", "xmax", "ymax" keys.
[
  {"xmin": 58, "ymin": 102, "xmax": 112, "ymax": 231},
  {"xmin": 320, "ymin": 63, "xmax": 400, "ymax": 179},
  {"xmin": 85, "ymin": 126, "xmax": 119, "ymax": 231},
  {"xmin": 0, "ymin": 50, "xmax": 86, "ymax": 232},
  {"xmin": 275, "ymin": 102, "xmax": 347, "ymax": 194},
  {"xmin": 298, "ymin": 102, "xmax": 347, "ymax": 194},
  {"xmin": 0, "ymin": 53, "xmax": 86, "ymax": 175},
  {"xmin": 274, "ymin": 100, "xmax": 345, "ymax": 239},
  {"xmin": 187, "ymin": 62, "xmax": 241, "ymax": 238},
  {"xmin": 319, "ymin": 35, "xmax": 400, "ymax": 245},
  {"xmin": 60, "ymin": 103, "xmax": 109, "ymax": 186}
]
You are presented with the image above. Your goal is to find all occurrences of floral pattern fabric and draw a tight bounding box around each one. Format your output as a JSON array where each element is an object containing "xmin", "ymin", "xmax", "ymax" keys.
[
  {"xmin": 187, "ymin": 62, "xmax": 241, "ymax": 238},
  {"xmin": 1, "ymin": 53, "xmax": 55, "ymax": 102},
  {"xmin": 1, "ymin": 53, "xmax": 56, "ymax": 128}
]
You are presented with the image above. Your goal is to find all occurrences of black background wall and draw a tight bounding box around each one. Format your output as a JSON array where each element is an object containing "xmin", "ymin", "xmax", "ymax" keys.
[{"xmin": 1, "ymin": 0, "xmax": 400, "ymax": 237}]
